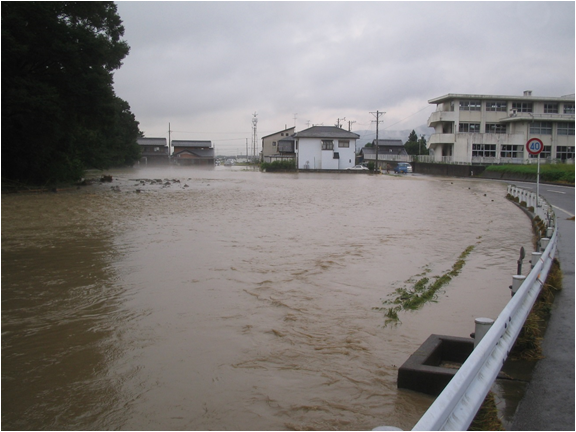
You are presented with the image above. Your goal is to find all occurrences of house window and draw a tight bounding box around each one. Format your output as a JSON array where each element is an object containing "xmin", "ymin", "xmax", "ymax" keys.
[
  {"xmin": 154, "ymin": 147, "xmax": 160, "ymax": 152},
  {"xmin": 485, "ymin": 123, "xmax": 507, "ymax": 134},
  {"xmin": 460, "ymin": 100, "xmax": 481, "ymax": 111},
  {"xmin": 500, "ymin": 145, "xmax": 523, "ymax": 158},
  {"xmin": 556, "ymin": 146, "xmax": 575, "ymax": 160},
  {"xmin": 530, "ymin": 122, "xmax": 552, "ymax": 135},
  {"xmin": 459, "ymin": 123, "xmax": 481, "ymax": 133},
  {"xmin": 333, "ymin": 152, "xmax": 340, "ymax": 159},
  {"xmin": 338, "ymin": 140, "xmax": 350, "ymax": 148},
  {"xmin": 511, "ymin": 102, "xmax": 533, "ymax": 113},
  {"xmin": 564, "ymin": 104, "xmax": 575, "ymax": 114},
  {"xmin": 472, "ymin": 144, "xmax": 496, "ymax": 157},
  {"xmin": 544, "ymin": 103, "xmax": 558, "ymax": 114},
  {"xmin": 558, "ymin": 122, "xmax": 575, "ymax": 136},
  {"xmin": 486, "ymin": 101, "xmax": 507, "ymax": 112},
  {"xmin": 322, "ymin": 140, "xmax": 334, "ymax": 150},
  {"xmin": 272, "ymin": 141, "xmax": 277, "ymax": 146},
  {"xmin": 530, "ymin": 146, "xmax": 551, "ymax": 159}
]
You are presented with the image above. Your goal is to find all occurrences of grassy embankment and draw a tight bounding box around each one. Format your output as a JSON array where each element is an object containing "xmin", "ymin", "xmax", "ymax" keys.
[{"xmin": 484, "ymin": 163, "xmax": 574, "ymax": 184}]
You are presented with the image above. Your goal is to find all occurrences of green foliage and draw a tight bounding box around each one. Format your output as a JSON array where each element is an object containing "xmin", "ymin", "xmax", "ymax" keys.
[
  {"xmin": 366, "ymin": 161, "xmax": 375, "ymax": 172},
  {"xmin": 404, "ymin": 129, "xmax": 429, "ymax": 156},
  {"xmin": 376, "ymin": 245, "xmax": 475, "ymax": 325},
  {"xmin": 485, "ymin": 164, "xmax": 574, "ymax": 184},
  {"xmin": 260, "ymin": 160, "xmax": 296, "ymax": 172},
  {"xmin": 2, "ymin": 2, "xmax": 141, "ymax": 185}
]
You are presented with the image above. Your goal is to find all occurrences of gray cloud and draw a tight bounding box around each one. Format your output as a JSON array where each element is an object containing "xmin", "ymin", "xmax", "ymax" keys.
[{"xmin": 113, "ymin": 1, "xmax": 575, "ymax": 153}]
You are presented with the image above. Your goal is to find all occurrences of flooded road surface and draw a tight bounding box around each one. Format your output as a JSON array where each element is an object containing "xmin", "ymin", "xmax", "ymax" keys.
[{"xmin": 2, "ymin": 167, "xmax": 533, "ymax": 430}]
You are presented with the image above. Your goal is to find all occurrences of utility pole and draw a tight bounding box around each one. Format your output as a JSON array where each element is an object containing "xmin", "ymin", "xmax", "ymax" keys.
[
  {"xmin": 370, "ymin": 111, "xmax": 385, "ymax": 172},
  {"xmin": 294, "ymin": 113, "xmax": 298, "ymax": 129},
  {"xmin": 335, "ymin": 117, "xmax": 346, "ymax": 128},
  {"xmin": 348, "ymin": 120, "xmax": 356, "ymax": 132},
  {"xmin": 168, "ymin": 122, "xmax": 172, "ymax": 159},
  {"xmin": 252, "ymin": 112, "xmax": 258, "ymax": 163}
]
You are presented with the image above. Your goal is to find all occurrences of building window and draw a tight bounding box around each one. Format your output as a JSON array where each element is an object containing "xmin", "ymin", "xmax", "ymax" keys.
[
  {"xmin": 459, "ymin": 123, "xmax": 481, "ymax": 133},
  {"xmin": 501, "ymin": 145, "xmax": 523, "ymax": 158},
  {"xmin": 486, "ymin": 101, "xmax": 507, "ymax": 112},
  {"xmin": 460, "ymin": 100, "xmax": 481, "ymax": 111},
  {"xmin": 485, "ymin": 123, "xmax": 507, "ymax": 134},
  {"xmin": 472, "ymin": 144, "xmax": 496, "ymax": 157},
  {"xmin": 558, "ymin": 122, "xmax": 575, "ymax": 135},
  {"xmin": 322, "ymin": 140, "xmax": 334, "ymax": 150},
  {"xmin": 529, "ymin": 146, "xmax": 551, "ymax": 159},
  {"xmin": 544, "ymin": 103, "xmax": 558, "ymax": 113},
  {"xmin": 154, "ymin": 147, "xmax": 160, "ymax": 152},
  {"xmin": 556, "ymin": 146, "xmax": 575, "ymax": 160},
  {"xmin": 272, "ymin": 141, "xmax": 277, "ymax": 146},
  {"xmin": 511, "ymin": 102, "xmax": 533, "ymax": 113},
  {"xmin": 564, "ymin": 104, "xmax": 575, "ymax": 114},
  {"xmin": 530, "ymin": 122, "xmax": 552, "ymax": 135},
  {"xmin": 333, "ymin": 152, "xmax": 340, "ymax": 159},
  {"xmin": 338, "ymin": 140, "xmax": 350, "ymax": 148}
]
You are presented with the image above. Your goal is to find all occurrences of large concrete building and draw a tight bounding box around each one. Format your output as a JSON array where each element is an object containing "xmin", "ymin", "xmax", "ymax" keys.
[{"xmin": 427, "ymin": 91, "xmax": 575, "ymax": 164}]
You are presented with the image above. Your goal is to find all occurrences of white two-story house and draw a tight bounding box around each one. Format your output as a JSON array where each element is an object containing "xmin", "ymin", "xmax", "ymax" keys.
[
  {"xmin": 293, "ymin": 126, "xmax": 359, "ymax": 170},
  {"xmin": 427, "ymin": 91, "xmax": 575, "ymax": 164}
]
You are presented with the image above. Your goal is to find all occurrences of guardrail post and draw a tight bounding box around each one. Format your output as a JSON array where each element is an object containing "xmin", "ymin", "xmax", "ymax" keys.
[
  {"xmin": 540, "ymin": 238, "xmax": 550, "ymax": 251},
  {"xmin": 531, "ymin": 252, "xmax": 542, "ymax": 269},
  {"xmin": 474, "ymin": 318, "xmax": 494, "ymax": 347},
  {"xmin": 510, "ymin": 275, "xmax": 526, "ymax": 296}
]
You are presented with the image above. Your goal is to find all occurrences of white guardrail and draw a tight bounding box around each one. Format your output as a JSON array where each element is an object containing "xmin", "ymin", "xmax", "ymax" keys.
[{"xmin": 396, "ymin": 187, "xmax": 557, "ymax": 431}]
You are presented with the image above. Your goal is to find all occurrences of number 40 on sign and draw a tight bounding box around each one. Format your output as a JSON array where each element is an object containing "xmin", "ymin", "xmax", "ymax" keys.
[{"xmin": 526, "ymin": 138, "xmax": 544, "ymax": 155}]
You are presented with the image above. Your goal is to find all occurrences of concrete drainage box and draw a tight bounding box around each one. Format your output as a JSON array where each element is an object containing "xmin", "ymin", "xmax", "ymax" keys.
[{"xmin": 397, "ymin": 334, "xmax": 474, "ymax": 396}]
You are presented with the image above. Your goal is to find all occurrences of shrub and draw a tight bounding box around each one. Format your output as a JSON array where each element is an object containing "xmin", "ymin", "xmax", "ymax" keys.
[{"xmin": 260, "ymin": 160, "xmax": 296, "ymax": 172}]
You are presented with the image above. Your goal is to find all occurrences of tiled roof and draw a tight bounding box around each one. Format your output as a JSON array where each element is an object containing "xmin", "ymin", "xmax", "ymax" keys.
[{"xmin": 294, "ymin": 126, "xmax": 360, "ymax": 139}]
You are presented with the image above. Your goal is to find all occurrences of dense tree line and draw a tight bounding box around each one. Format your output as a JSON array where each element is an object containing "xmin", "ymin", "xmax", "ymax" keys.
[
  {"xmin": 2, "ymin": 2, "xmax": 141, "ymax": 185},
  {"xmin": 404, "ymin": 130, "xmax": 429, "ymax": 156}
]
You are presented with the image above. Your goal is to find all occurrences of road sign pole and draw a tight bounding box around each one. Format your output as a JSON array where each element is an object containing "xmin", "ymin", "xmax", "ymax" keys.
[
  {"xmin": 526, "ymin": 138, "xmax": 543, "ymax": 209},
  {"xmin": 537, "ymin": 153, "xmax": 540, "ymax": 208}
]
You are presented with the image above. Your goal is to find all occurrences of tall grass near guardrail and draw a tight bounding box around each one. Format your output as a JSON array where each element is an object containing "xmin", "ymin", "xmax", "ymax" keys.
[{"xmin": 510, "ymin": 258, "xmax": 563, "ymax": 361}]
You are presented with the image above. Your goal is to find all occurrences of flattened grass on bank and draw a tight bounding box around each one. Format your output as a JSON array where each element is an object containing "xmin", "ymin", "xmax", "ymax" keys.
[
  {"xmin": 375, "ymin": 245, "xmax": 476, "ymax": 325},
  {"xmin": 484, "ymin": 163, "xmax": 574, "ymax": 184}
]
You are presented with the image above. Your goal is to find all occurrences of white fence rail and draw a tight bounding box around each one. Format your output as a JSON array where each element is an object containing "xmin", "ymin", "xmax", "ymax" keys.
[{"xmin": 407, "ymin": 188, "xmax": 557, "ymax": 431}]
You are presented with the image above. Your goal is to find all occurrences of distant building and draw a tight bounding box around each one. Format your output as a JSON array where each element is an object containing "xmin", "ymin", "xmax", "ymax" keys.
[
  {"xmin": 427, "ymin": 91, "xmax": 575, "ymax": 164},
  {"xmin": 293, "ymin": 126, "xmax": 359, "ymax": 170},
  {"xmin": 172, "ymin": 140, "xmax": 215, "ymax": 165},
  {"xmin": 360, "ymin": 139, "xmax": 408, "ymax": 168},
  {"xmin": 261, "ymin": 127, "xmax": 296, "ymax": 163},
  {"xmin": 137, "ymin": 137, "xmax": 169, "ymax": 164}
]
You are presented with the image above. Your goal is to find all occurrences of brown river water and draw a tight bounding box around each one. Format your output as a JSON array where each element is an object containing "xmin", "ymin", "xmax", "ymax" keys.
[{"xmin": 2, "ymin": 166, "xmax": 533, "ymax": 430}]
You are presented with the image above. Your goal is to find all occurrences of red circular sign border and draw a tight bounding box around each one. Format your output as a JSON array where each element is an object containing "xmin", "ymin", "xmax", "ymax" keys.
[{"xmin": 526, "ymin": 138, "xmax": 544, "ymax": 155}]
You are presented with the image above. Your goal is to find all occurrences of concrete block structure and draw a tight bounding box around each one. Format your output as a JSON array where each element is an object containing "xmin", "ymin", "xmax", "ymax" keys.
[{"xmin": 427, "ymin": 91, "xmax": 575, "ymax": 164}]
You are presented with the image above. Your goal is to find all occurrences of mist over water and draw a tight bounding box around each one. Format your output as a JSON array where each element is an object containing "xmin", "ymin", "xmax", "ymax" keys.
[{"xmin": 2, "ymin": 166, "xmax": 533, "ymax": 430}]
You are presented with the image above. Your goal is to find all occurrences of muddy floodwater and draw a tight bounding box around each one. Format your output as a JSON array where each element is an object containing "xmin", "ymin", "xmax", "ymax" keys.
[{"xmin": 2, "ymin": 166, "xmax": 533, "ymax": 430}]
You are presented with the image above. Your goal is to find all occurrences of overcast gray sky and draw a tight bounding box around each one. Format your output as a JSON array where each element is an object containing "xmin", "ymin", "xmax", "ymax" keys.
[{"xmin": 113, "ymin": 1, "xmax": 575, "ymax": 155}]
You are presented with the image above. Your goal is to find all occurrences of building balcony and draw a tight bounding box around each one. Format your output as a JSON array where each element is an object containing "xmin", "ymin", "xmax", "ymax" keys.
[
  {"xmin": 500, "ymin": 112, "xmax": 576, "ymax": 123},
  {"xmin": 428, "ymin": 111, "xmax": 458, "ymax": 126},
  {"xmin": 429, "ymin": 133, "xmax": 455, "ymax": 145}
]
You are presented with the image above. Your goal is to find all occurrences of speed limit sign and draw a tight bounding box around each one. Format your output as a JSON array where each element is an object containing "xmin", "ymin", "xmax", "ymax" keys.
[{"xmin": 526, "ymin": 138, "xmax": 544, "ymax": 155}]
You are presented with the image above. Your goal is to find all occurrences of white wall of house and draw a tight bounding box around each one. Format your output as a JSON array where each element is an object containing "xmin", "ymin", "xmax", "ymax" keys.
[{"xmin": 297, "ymin": 138, "xmax": 356, "ymax": 169}]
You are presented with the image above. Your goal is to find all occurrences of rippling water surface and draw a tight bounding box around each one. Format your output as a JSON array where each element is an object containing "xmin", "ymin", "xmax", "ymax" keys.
[{"xmin": 2, "ymin": 167, "xmax": 533, "ymax": 430}]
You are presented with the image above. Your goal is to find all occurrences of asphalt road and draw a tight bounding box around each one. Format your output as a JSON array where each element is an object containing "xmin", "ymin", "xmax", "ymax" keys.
[{"xmin": 508, "ymin": 182, "xmax": 575, "ymax": 431}]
